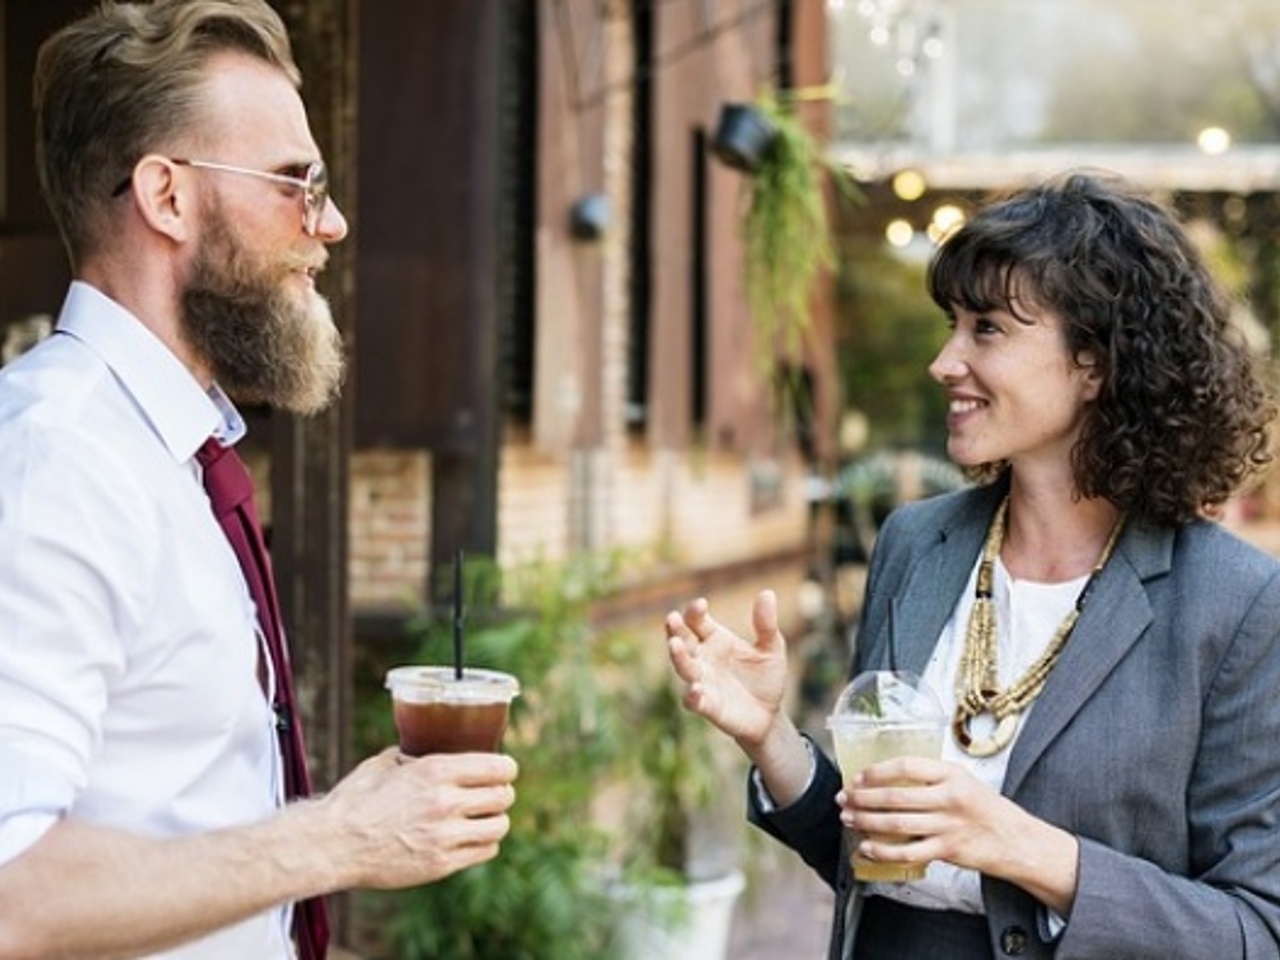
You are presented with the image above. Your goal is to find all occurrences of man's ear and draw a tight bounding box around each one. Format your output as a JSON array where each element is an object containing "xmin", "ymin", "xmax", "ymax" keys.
[{"xmin": 127, "ymin": 155, "xmax": 192, "ymax": 243}]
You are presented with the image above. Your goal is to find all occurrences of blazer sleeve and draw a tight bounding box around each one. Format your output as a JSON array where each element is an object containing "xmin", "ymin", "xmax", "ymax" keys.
[{"xmin": 746, "ymin": 736, "xmax": 846, "ymax": 890}]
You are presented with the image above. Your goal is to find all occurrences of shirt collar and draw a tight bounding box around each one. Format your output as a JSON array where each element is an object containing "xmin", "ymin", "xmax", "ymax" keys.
[
  {"xmin": 207, "ymin": 384, "xmax": 247, "ymax": 447},
  {"xmin": 55, "ymin": 280, "xmax": 243, "ymax": 462}
]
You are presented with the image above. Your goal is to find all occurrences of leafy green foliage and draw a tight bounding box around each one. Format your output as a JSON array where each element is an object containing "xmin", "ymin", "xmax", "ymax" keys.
[
  {"xmin": 353, "ymin": 553, "xmax": 640, "ymax": 960},
  {"xmin": 382, "ymin": 837, "xmax": 619, "ymax": 960},
  {"xmin": 619, "ymin": 672, "xmax": 720, "ymax": 878},
  {"xmin": 741, "ymin": 91, "xmax": 849, "ymax": 369},
  {"xmin": 835, "ymin": 237, "xmax": 950, "ymax": 453}
]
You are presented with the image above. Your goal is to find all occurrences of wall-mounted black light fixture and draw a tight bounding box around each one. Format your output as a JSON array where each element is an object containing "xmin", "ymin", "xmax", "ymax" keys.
[
  {"xmin": 710, "ymin": 102, "xmax": 778, "ymax": 174},
  {"xmin": 570, "ymin": 192, "xmax": 611, "ymax": 241}
]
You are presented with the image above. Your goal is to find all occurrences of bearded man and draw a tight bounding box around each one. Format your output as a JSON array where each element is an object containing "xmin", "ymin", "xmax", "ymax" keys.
[{"xmin": 0, "ymin": 3, "xmax": 517, "ymax": 958}]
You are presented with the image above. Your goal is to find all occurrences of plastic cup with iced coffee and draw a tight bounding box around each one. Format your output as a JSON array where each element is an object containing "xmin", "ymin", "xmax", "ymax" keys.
[
  {"xmin": 385, "ymin": 666, "xmax": 520, "ymax": 756},
  {"xmin": 827, "ymin": 670, "xmax": 946, "ymax": 882}
]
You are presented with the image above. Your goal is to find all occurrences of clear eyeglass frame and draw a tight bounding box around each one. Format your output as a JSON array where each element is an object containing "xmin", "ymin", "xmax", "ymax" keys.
[
  {"xmin": 111, "ymin": 157, "xmax": 330, "ymax": 236},
  {"xmin": 171, "ymin": 157, "xmax": 330, "ymax": 235}
]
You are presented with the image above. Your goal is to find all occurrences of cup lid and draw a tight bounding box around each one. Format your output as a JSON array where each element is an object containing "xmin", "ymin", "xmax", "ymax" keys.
[
  {"xmin": 385, "ymin": 666, "xmax": 520, "ymax": 703},
  {"xmin": 826, "ymin": 670, "xmax": 945, "ymax": 728}
]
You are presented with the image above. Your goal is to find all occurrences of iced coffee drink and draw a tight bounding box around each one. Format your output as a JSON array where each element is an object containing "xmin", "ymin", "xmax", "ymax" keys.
[{"xmin": 385, "ymin": 666, "xmax": 520, "ymax": 756}]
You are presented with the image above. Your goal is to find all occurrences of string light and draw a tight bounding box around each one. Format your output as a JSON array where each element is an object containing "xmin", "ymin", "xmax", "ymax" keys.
[
  {"xmin": 1197, "ymin": 126, "xmax": 1231, "ymax": 155},
  {"xmin": 848, "ymin": 0, "xmax": 946, "ymax": 65},
  {"xmin": 885, "ymin": 219, "xmax": 915, "ymax": 247}
]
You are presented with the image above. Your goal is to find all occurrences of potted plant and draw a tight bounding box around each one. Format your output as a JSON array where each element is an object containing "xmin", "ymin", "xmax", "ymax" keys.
[
  {"xmin": 348, "ymin": 552, "xmax": 640, "ymax": 960},
  {"xmin": 610, "ymin": 666, "xmax": 748, "ymax": 960}
]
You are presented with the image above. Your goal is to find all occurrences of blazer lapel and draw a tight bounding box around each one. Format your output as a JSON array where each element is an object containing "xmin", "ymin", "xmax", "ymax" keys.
[
  {"xmin": 1002, "ymin": 521, "xmax": 1173, "ymax": 796},
  {"xmin": 888, "ymin": 486, "xmax": 1002, "ymax": 676}
]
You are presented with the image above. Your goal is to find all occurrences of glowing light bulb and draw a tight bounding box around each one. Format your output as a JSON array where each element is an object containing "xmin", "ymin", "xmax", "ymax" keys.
[
  {"xmin": 886, "ymin": 219, "xmax": 914, "ymax": 247},
  {"xmin": 932, "ymin": 204, "xmax": 965, "ymax": 232},
  {"xmin": 892, "ymin": 169, "xmax": 927, "ymax": 201},
  {"xmin": 1197, "ymin": 126, "xmax": 1231, "ymax": 155}
]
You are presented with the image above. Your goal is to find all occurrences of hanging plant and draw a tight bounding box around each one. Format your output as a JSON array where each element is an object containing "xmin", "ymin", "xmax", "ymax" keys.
[{"xmin": 733, "ymin": 89, "xmax": 849, "ymax": 369}]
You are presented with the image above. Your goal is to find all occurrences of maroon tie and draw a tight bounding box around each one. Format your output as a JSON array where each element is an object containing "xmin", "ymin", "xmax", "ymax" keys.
[{"xmin": 197, "ymin": 438, "xmax": 330, "ymax": 960}]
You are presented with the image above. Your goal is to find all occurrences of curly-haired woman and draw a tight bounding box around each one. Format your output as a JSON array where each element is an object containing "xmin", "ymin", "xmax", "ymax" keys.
[{"xmin": 665, "ymin": 171, "xmax": 1280, "ymax": 959}]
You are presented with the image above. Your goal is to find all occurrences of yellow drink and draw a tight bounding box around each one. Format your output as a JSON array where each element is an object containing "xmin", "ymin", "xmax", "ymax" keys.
[{"xmin": 831, "ymin": 721, "xmax": 943, "ymax": 882}]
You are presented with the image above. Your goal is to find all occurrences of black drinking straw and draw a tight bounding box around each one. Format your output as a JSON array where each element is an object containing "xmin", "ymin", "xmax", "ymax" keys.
[{"xmin": 452, "ymin": 550, "xmax": 465, "ymax": 680}]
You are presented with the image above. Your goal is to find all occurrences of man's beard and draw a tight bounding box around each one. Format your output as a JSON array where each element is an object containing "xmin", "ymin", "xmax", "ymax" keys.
[{"xmin": 180, "ymin": 205, "xmax": 345, "ymax": 415}]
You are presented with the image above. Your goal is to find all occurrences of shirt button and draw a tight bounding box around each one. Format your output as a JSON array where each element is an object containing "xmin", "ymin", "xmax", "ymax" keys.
[{"xmin": 1000, "ymin": 926, "xmax": 1029, "ymax": 955}]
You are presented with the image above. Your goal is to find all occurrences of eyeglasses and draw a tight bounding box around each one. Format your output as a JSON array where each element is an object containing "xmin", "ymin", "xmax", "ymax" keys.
[{"xmin": 111, "ymin": 157, "xmax": 331, "ymax": 236}]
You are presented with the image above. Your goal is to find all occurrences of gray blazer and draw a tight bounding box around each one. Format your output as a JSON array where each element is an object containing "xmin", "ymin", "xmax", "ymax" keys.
[{"xmin": 752, "ymin": 482, "xmax": 1280, "ymax": 959}]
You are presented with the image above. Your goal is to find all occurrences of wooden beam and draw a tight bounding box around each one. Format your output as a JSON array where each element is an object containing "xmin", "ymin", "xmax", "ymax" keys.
[{"xmin": 268, "ymin": 0, "xmax": 355, "ymax": 814}]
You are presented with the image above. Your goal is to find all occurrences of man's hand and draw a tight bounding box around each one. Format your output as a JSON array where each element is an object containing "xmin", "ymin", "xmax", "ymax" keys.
[{"xmin": 314, "ymin": 748, "xmax": 518, "ymax": 889}]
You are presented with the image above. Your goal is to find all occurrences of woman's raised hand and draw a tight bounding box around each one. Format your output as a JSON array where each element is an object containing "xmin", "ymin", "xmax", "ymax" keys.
[{"xmin": 664, "ymin": 589, "xmax": 790, "ymax": 748}]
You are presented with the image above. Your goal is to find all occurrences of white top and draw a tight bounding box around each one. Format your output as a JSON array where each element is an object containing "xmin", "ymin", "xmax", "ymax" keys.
[
  {"xmin": 873, "ymin": 554, "xmax": 1085, "ymax": 914},
  {"xmin": 0, "ymin": 282, "xmax": 291, "ymax": 958}
]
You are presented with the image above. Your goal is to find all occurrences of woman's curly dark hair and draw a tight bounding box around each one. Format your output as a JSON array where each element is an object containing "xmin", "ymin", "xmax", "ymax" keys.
[{"xmin": 927, "ymin": 170, "xmax": 1276, "ymax": 527}]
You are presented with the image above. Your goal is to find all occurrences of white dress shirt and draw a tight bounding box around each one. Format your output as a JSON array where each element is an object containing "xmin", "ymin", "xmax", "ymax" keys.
[{"xmin": 0, "ymin": 282, "xmax": 291, "ymax": 958}]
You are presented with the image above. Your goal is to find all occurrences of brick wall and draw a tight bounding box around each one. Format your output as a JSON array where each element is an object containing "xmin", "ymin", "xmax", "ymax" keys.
[
  {"xmin": 347, "ymin": 450, "xmax": 431, "ymax": 610},
  {"xmin": 342, "ymin": 438, "xmax": 814, "ymax": 619}
]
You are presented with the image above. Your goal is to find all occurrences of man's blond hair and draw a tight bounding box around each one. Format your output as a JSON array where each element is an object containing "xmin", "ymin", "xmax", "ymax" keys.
[{"xmin": 34, "ymin": 0, "xmax": 301, "ymax": 264}]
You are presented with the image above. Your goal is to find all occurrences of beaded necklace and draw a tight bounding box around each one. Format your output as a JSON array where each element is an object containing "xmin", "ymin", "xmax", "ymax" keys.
[{"xmin": 952, "ymin": 497, "xmax": 1125, "ymax": 758}]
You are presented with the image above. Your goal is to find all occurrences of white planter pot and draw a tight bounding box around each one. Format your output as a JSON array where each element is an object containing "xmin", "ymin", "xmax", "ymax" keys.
[{"xmin": 615, "ymin": 869, "xmax": 746, "ymax": 960}]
